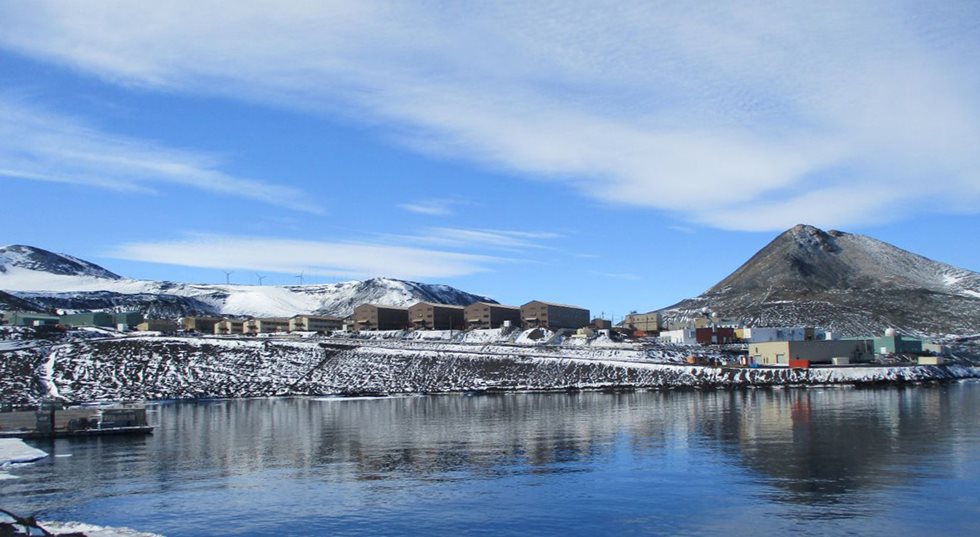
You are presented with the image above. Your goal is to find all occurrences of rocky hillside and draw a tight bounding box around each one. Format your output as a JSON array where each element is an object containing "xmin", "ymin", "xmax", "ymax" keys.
[
  {"xmin": 659, "ymin": 225, "xmax": 980, "ymax": 337},
  {"xmin": 0, "ymin": 245, "xmax": 495, "ymax": 318},
  {"xmin": 1, "ymin": 334, "xmax": 975, "ymax": 404},
  {"xmin": 0, "ymin": 290, "xmax": 43, "ymax": 313}
]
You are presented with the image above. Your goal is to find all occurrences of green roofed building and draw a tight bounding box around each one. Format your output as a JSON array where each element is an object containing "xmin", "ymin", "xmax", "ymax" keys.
[
  {"xmin": 873, "ymin": 330, "xmax": 924, "ymax": 355},
  {"xmin": 6, "ymin": 311, "xmax": 61, "ymax": 327}
]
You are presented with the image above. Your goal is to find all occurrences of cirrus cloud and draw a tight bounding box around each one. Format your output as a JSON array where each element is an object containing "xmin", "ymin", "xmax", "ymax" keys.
[
  {"xmin": 110, "ymin": 234, "xmax": 505, "ymax": 280},
  {"xmin": 1, "ymin": 1, "xmax": 979, "ymax": 230}
]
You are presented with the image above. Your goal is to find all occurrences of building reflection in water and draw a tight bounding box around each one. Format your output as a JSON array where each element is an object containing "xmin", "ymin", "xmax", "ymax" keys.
[{"xmin": 3, "ymin": 383, "xmax": 978, "ymax": 532}]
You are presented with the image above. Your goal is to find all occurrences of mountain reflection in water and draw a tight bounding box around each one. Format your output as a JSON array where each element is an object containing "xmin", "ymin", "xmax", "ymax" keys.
[{"xmin": 3, "ymin": 383, "xmax": 979, "ymax": 536}]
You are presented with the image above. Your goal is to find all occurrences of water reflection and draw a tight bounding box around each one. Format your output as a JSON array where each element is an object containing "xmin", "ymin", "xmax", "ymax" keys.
[{"xmin": 2, "ymin": 383, "xmax": 979, "ymax": 536}]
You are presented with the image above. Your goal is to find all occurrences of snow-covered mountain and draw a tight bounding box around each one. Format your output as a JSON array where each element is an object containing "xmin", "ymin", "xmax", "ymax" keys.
[
  {"xmin": 0, "ymin": 245, "xmax": 495, "ymax": 318},
  {"xmin": 659, "ymin": 225, "xmax": 980, "ymax": 337},
  {"xmin": 0, "ymin": 244, "xmax": 121, "ymax": 279}
]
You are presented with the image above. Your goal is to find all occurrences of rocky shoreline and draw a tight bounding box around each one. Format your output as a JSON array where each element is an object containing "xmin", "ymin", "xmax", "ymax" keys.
[{"xmin": 1, "ymin": 335, "xmax": 978, "ymax": 405}]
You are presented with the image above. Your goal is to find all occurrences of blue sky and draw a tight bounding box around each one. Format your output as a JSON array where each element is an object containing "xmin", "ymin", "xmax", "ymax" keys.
[{"xmin": 1, "ymin": 1, "xmax": 979, "ymax": 320}]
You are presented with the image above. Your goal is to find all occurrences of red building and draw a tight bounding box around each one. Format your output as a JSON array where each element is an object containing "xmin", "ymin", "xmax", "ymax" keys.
[{"xmin": 695, "ymin": 327, "xmax": 737, "ymax": 345}]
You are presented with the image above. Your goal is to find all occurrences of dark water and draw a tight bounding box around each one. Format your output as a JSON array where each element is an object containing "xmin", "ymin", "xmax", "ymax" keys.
[{"xmin": 3, "ymin": 383, "xmax": 980, "ymax": 536}]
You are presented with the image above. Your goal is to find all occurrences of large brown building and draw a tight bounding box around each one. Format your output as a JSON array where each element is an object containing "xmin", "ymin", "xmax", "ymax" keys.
[
  {"xmin": 351, "ymin": 304, "xmax": 410, "ymax": 331},
  {"xmin": 408, "ymin": 302, "xmax": 465, "ymax": 330},
  {"xmin": 521, "ymin": 301, "xmax": 590, "ymax": 330},
  {"xmin": 464, "ymin": 302, "xmax": 522, "ymax": 329}
]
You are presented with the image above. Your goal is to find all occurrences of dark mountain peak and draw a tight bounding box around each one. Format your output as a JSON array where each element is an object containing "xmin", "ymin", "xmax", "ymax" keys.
[
  {"xmin": 782, "ymin": 224, "xmax": 841, "ymax": 254},
  {"xmin": 0, "ymin": 244, "xmax": 121, "ymax": 280},
  {"xmin": 663, "ymin": 226, "xmax": 980, "ymax": 336}
]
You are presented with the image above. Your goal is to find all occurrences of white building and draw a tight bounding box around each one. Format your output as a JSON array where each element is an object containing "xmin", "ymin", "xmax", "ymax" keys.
[
  {"xmin": 658, "ymin": 328, "xmax": 698, "ymax": 345},
  {"xmin": 742, "ymin": 327, "xmax": 814, "ymax": 343}
]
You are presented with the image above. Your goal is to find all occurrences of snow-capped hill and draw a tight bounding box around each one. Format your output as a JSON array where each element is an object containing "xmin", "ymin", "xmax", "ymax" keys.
[
  {"xmin": 661, "ymin": 224, "xmax": 980, "ymax": 337},
  {"xmin": 0, "ymin": 245, "xmax": 120, "ymax": 279},
  {"xmin": 0, "ymin": 246, "xmax": 494, "ymax": 318}
]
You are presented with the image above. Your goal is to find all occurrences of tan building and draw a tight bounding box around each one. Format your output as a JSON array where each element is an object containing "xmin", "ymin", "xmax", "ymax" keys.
[
  {"xmin": 214, "ymin": 319, "xmax": 245, "ymax": 335},
  {"xmin": 624, "ymin": 312, "xmax": 662, "ymax": 333},
  {"xmin": 464, "ymin": 302, "xmax": 522, "ymax": 329},
  {"xmin": 243, "ymin": 318, "xmax": 290, "ymax": 336},
  {"xmin": 521, "ymin": 301, "xmax": 590, "ymax": 330},
  {"xmin": 289, "ymin": 315, "xmax": 342, "ymax": 333},
  {"xmin": 181, "ymin": 316, "xmax": 222, "ymax": 333},
  {"xmin": 748, "ymin": 340, "xmax": 873, "ymax": 366},
  {"xmin": 136, "ymin": 320, "xmax": 179, "ymax": 333},
  {"xmin": 408, "ymin": 302, "xmax": 465, "ymax": 330},
  {"xmin": 351, "ymin": 304, "xmax": 409, "ymax": 332}
]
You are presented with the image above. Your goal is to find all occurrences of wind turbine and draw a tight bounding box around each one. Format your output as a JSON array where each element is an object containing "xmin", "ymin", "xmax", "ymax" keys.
[
  {"xmin": 223, "ymin": 271, "xmax": 233, "ymax": 285},
  {"xmin": 295, "ymin": 271, "xmax": 305, "ymax": 285},
  {"xmin": 256, "ymin": 274, "xmax": 266, "ymax": 286}
]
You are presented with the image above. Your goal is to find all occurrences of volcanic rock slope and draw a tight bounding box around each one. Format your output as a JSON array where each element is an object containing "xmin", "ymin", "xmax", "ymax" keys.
[
  {"xmin": 659, "ymin": 225, "xmax": 980, "ymax": 337},
  {"xmin": 0, "ymin": 245, "xmax": 495, "ymax": 318}
]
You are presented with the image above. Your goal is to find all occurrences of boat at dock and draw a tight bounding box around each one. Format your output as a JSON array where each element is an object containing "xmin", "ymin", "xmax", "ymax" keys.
[{"xmin": 0, "ymin": 400, "xmax": 153, "ymax": 439}]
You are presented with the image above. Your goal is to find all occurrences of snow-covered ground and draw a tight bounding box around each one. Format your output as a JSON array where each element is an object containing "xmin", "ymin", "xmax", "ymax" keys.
[{"xmin": 40, "ymin": 522, "xmax": 163, "ymax": 537}]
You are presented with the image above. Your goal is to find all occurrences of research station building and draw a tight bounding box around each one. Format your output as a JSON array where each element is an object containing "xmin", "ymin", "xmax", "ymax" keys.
[
  {"xmin": 352, "ymin": 304, "xmax": 410, "ymax": 331},
  {"xmin": 624, "ymin": 312, "xmax": 662, "ymax": 333},
  {"xmin": 408, "ymin": 302, "xmax": 465, "ymax": 330},
  {"xmin": 214, "ymin": 319, "xmax": 245, "ymax": 335},
  {"xmin": 464, "ymin": 302, "xmax": 522, "ymax": 329},
  {"xmin": 521, "ymin": 301, "xmax": 590, "ymax": 330},
  {"xmin": 289, "ymin": 315, "xmax": 343, "ymax": 333},
  {"xmin": 749, "ymin": 340, "xmax": 873, "ymax": 366}
]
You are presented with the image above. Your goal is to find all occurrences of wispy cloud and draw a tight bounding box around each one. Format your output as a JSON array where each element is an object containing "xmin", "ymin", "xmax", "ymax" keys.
[
  {"xmin": 398, "ymin": 198, "xmax": 460, "ymax": 217},
  {"xmin": 589, "ymin": 270, "xmax": 642, "ymax": 282},
  {"xmin": 110, "ymin": 235, "xmax": 504, "ymax": 280},
  {"xmin": 0, "ymin": 95, "xmax": 322, "ymax": 213},
  {"xmin": 383, "ymin": 227, "xmax": 562, "ymax": 251},
  {"xmin": 2, "ymin": 2, "xmax": 979, "ymax": 230}
]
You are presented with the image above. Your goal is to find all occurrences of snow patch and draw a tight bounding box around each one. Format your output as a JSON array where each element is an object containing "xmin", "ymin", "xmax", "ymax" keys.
[
  {"xmin": 0, "ymin": 438, "xmax": 48, "ymax": 465},
  {"xmin": 43, "ymin": 522, "xmax": 164, "ymax": 537}
]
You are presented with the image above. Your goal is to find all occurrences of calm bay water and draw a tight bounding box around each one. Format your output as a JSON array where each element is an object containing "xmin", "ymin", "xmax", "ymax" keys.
[{"xmin": 3, "ymin": 382, "xmax": 980, "ymax": 536}]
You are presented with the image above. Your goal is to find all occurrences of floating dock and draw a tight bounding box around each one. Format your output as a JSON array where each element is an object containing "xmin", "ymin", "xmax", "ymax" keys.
[{"xmin": 0, "ymin": 402, "xmax": 153, "ymax": 439}]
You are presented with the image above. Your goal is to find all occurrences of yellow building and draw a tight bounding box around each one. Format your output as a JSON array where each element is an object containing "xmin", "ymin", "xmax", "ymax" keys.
[
  {"xmin": 214, "ymin": 319, "xmax": 245, "ymax": 335},
  {"xmin": 289, "ymin": 315, "xmax": 342, "ymax": 333},
  {"xmin": 243, "ymin": 318, "xmax": 290, "ymax": 335},
  {"xmin": 748, "ymin": 340, "xmax": 872, "ymax": 366}
]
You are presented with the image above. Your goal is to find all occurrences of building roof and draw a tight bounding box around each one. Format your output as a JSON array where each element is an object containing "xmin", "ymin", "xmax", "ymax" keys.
[
  {"xmin": 290, "ymin": 314, "xmax": 342, "ymax": 320},
  {"xmin": 356, "ymin": 303, "xmax": 409, "ymax": 311},
  {"xmin": 467, "ymin": 302, "xmax": 521, "ymax": 310},
  {"xmin": 521, "ymin": 300, "xmax": 588, "ymax": 310},
  {"xmin": 409, "ymin": 302, "xmax": 465, "ymax": 310}
]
